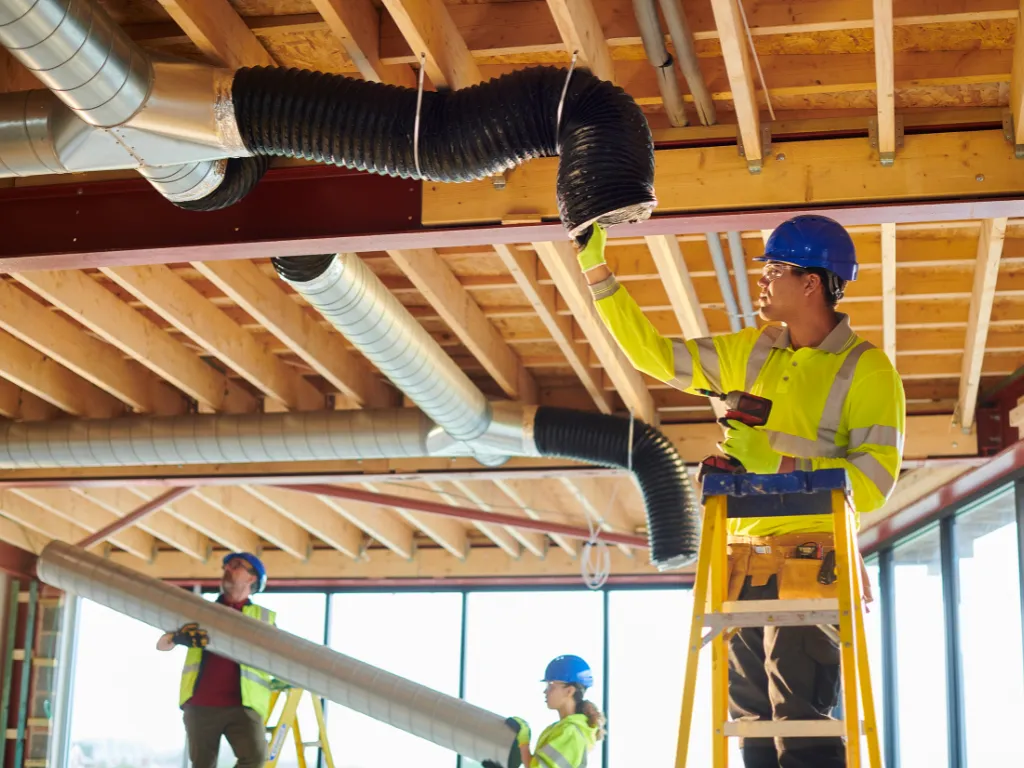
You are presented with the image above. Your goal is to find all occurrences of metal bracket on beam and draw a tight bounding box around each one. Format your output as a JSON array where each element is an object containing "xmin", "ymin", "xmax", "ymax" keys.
[
  {"xmin": 491, "ymin": 171, "xmax": 509, "ymax": 190},
  {"xmin": 868, "ymin": 115, "xmax": 904, "ymax": 166},
  {"xmin": 1002, "ymin": 110, "xmax": 1024, "ymax": 159},
  {"xmin": 737, "ymin": 124, "xmax": 772, "ymax": 174}
]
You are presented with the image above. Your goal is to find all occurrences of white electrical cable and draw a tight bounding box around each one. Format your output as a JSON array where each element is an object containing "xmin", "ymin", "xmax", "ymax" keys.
[
  {"xmin": 413, "ymin": 52, "xmax": 427, "ymax": 179},
  {"xmin": 736, "ymin": 0, "xmax": 775, "ymax": 121},
  {"xmin": 555, "ymin": 51, "xmax": 579, "ymax": 155}
]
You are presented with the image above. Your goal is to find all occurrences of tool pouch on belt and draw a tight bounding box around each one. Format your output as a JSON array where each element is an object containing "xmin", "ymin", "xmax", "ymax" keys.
[{"xmin": 779, "ymin": 554, "xmax": 838, "ymax": 600}]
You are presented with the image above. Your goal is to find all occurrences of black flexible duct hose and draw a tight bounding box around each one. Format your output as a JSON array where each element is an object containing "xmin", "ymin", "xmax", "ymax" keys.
[
  {"xmin": 173, "ymin": 155, "xmax": 270, "ymax": 212},
  {"xmin": 532, "ymin": 406, "xmax": 699, "ymax": 569},
  {"xmin": 225, "ymin": 65, "xmax": 656, "ymax": 237}
]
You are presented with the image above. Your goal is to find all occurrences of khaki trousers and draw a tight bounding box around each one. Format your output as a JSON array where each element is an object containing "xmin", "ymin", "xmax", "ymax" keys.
[{"xmin": 182, "ymin": 705, "xmax": 267, "ymax": 768}]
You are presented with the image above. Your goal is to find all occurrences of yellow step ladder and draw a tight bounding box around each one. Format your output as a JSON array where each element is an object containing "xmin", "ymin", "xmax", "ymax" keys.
[
  {"xmin": 264, "ymin": 686, "xmax": 335, "ymax": 768},
  {"xmin": 674, "ymin": 469, "xmax": 882, "ymax": 768}
]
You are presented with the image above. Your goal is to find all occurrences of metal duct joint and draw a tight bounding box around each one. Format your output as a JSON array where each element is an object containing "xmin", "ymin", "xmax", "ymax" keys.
[
  {"xmin": 137, "ymin": 159, "xmax": 228, "ymax": 203},
  {"xmin": 37, "ymin": 541, "xmax": 519, "ymax": 766},
  {"xmin": 273, "ymin": 254, "xmax": 494, "ymax": 444},
  {"xmin": 0, "ymin": 0, "xmax": 153, "ymax": 127},
  {"xmin": 632, "ymin": 0, "xmax": 687, "ymax": 127}
]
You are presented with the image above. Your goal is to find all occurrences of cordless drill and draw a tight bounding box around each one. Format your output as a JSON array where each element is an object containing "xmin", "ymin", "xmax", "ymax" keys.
[{"xmin": 696, "ymin": 389, "xmax": 773, "ymax": 481}]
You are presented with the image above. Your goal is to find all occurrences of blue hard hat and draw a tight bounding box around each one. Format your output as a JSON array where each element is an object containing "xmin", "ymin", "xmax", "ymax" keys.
[
  {"xmin": 756, "ymin": 215, "xmax": 858, "ymax": 282},
  {"xmin": 542, "ymin": 655, "xmax": 594, "ymax": 689},
  {"xmin": 222, "ymin": 552, "xmax": 267, "ymax": 593}
]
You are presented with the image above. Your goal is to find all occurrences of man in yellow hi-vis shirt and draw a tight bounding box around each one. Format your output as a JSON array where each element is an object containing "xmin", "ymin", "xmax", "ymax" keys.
[{"xmin": 575, "ymin": 215, "xmax": 905, "ymax": 768}]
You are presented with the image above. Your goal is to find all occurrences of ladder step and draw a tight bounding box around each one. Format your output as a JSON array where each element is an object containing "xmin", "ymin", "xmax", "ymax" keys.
[
  {"xmin": 723, "ymin": 720, "xmax": 859, "ymax": 739},
  {"xmin": 27, "ymin": 718, "xmax": 49, "ymax": 728},
  {"xmin": 17, "ymin": 594, "xmax": 60, "ymax": 607},
  {"xmin": 25, "ymin": 760, "xmax": 47, "ymax": 767},
  {"xmin": 706, "ymin": 599, "xmax": 840, "ymax": 630}
]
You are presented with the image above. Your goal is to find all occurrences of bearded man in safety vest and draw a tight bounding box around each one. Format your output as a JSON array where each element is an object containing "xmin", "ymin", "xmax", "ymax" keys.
[
  {"xmin": 577, "ymin": 215, "xmax": 906, "ymax": 768},
  {"xmin": 157, "ymin": 552, "xmax": 277, "ymax": 768}
]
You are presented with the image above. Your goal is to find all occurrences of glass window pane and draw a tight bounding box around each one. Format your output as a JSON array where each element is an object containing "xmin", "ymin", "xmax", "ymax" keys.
[
  {"xmin": 862, "ymin": 558, "xmax": 884, "ymax": 752},
  {"xmin": 893, "ymin": 526, "xmax": 948, "ymax": 768},
  {"xmin": 955, "ymin": 486, "xmax": 1024, "ymax": 766},
  {"xmin": 327, "ymin": 592, "xmax": 463, "ymax": 768},
  {"xmin": 462, "ymin": 591, "xmax": 604, "ymax": 768},
  {"xmin": 69, "ymin": 599, "xmax": 187, "ymax": 768}
]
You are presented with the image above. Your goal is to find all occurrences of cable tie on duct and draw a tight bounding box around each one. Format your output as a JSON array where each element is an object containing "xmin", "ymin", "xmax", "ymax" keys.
[
  {"xmin": 413, "ymin": 52, "xmax": 427, "ymax": 179},
  {"xmin": 555, "ymin": 51, "xmax": 579, "ymax": 154}
]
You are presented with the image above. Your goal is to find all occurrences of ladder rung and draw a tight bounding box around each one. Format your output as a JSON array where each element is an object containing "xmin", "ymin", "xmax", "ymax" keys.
[
  {"xmin": 721, "ymin": 598, "xmax": 840, "ymax": 613},
  {"xmin": 27, "ymin": 718, "xmax": 49, "ymax": 728},
  {"xmin": 4, "ymin": 729, "xmax": 16, "ymax": 739},
  {"xmin": 706, "ymin": 599, "xmax": 840, "ymax": 629},
  {"xmin": 32, "ymin": 658, "xmax": 57, "ymax": 667},
  {"xmin": 17, "ymin": 594, "xmax": 59, "ymax": 607},
  {"xmin": 12, "ymin": 650, "xmax": 25, "ymax": 661},
  {"xmin": 25, "ymin": 760, "xmax": 47, "ymax": 767},
  {"xmin": 723, "ymin": 720, "xmax": 859, "ymax": 739}
]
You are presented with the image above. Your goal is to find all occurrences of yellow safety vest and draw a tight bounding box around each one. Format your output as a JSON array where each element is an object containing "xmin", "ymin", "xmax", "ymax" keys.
[
  {"xmin": 179, "ymin": 601, "xmax": 276, "ymax": 719},
  {"xmin": 590, "ymin": 274, "xmax": 906, "ymax": 536},
  {"xmin": 531, "ymin": 714, "xmax": 596, "ymax": 768}
]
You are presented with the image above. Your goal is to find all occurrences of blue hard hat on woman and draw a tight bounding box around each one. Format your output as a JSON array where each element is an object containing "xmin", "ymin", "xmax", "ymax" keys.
[
  {"xmin": 756, "ymin": 214, "xmax": 859, "ymax": 282},
  {"xmin": 542, "ymin": 654, "xmax": 594, "ymax": 689}
]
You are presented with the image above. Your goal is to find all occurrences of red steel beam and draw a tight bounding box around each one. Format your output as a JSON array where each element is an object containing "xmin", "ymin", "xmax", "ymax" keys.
[
  {"xmin": 859, "ymin": 438, "xmax": 1024, "ymax": 554},
  {"xmin": 2, "ymin": 163, "xmax": 1024, "ymax": 271},
  {"xmin": 0, "ymin": 540, "xmax": 37, "ymax": 580},
  {"xmin": 76, "ymin": 486, "xmax": 194, "ymax": 550},
  {"xmin": 283, "ymin": 483, "xmax": 651, "ymax": 548}
]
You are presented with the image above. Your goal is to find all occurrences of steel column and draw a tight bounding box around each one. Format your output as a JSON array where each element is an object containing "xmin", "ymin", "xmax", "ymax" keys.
[
  {"xmin": 0, "ymin": 541, "xmax": 36, "ymax": 580},
  {"xmin": 878, "ymin": 548, "xmax": 900, "ymax": 768},
  {"xmin": 939, "ymin": 516, "xmax": 966, "ymax": 768}
]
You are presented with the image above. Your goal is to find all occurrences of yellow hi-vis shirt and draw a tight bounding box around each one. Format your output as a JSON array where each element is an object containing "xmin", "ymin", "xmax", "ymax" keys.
[
  {"xmin": 589, "ymin": 275, "xmax": 906, "ymax": 537},
  {"xmin": 531, "ymin": 714, "xmax": 597, "ymax": 768}
]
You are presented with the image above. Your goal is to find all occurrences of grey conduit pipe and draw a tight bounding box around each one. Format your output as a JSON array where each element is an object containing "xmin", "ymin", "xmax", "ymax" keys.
[
  {"xmin": 705, "ymin": 233, "xmax": 742, "ymax": 333},
  {"xmin": 727, "ymin": 231, "xmax": 757, "ymax": 328},
  {"xmin": 632, "ymin": 0, "xmax": 687, "ymax": 126},
  {"xmin": 657, "ymin": 0, "xmax": 716, "ymax": 126},
  {"xmin": 36, "ymin": 541, "xmax": 520, "ymax": 766}
]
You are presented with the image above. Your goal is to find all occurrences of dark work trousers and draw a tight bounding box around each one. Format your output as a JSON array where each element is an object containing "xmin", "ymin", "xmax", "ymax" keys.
[
  {"xmin": 728, "ymin": 574, "xmax": 846, "ymax": 768},
  {"xmin": 183, "ymin": 705, "xmax": 267, "ymax": 768}
]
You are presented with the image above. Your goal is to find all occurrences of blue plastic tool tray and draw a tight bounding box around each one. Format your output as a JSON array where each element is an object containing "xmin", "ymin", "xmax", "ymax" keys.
[{"xmin": 701, "ymin": 469, "xmax": 851, "ymax": 519}]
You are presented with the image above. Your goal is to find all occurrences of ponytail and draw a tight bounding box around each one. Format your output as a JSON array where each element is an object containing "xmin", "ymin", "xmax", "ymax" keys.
[{"xmin": 572, "ymin": 686, "xmax": 607, "ymax": 741}]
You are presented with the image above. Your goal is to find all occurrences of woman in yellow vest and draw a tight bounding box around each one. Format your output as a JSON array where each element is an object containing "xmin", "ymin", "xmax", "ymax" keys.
[
  {"xmin": 156, "ymin": 552, "xmax": 276, "ymax": 768},
  {"xmin": 510, "ymin": 655, "xmax": 606, "ymax": 768}
]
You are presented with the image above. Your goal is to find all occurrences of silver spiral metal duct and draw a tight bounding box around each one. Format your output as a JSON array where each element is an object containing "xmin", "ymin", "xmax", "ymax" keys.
[
  {"xmin": 37, "ymin": 541, "xmax": 518, "ymax": 765},
  {"xmin": 275, "ymin": 255, "xmax": 493, "ymax": 444},
  {"xmin": 0, "ymin": 407, "xmax": 444, "ymax": 468},
  {"xmin": 0, "ymin": 0, "xmax": 152, "ymax": 127}
]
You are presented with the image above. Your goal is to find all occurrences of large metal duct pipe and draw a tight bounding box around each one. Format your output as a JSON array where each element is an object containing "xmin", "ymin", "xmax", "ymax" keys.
[
  {"xmin": 36, "ymin": 541, "xmax": 520, "ymax": 766},
  {"xmin": 632, "ymin": 0, "xmax": 687, "ymax": 126},
  {"xmin": 705, "ymin": 233, "xmax": 742, "ymax": 332},
  {"xmin": 657, "ymin": 0, "xmax": 717, "ymax": 126},
  {"xmin": 726, "ymin": 231, "xmax": 757, "ymax": 328}
]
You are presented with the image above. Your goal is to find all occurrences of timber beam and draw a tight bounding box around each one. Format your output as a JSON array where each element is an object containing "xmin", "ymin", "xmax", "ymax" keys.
[{"xmin": 1, "ymin": 131, "xmax": 1024, "ymax": 272}]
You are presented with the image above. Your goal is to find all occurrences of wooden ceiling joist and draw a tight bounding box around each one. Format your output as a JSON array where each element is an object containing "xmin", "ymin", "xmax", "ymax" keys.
[
  {"xmin": 429, "ymin": 481, "xmax": 525, "ymax": 558},
  {"xmin": 73, "ymin": 487, "xmax": 211, "ymax": 562},
  {"xmin": 533, "ymin": 239, "xmax": 657, "ymax": 424},
  {"xmin": 311, "ymin": 0, "xmax": 415, "ymax": 86},
  {"xmin": 362, "ymin": 481, "xmax": 470, "ymax": 559},
  {"xmin": 196, "ymin": 487, "xmax": 311, "ymax": 560},
  {"xmin": 102, "ymin": 265, "xmax": 325, "ymax": 412},
  {"xmin": 192, "ymin": 260, "xmax": 395, "ymax": 409},
  {"xmin": 0, "ymin": 491, "xmax": 89, "ymax": 544},
  {"xmin": 494, "ymin": 478, "xmax": 580, "ymax": 557},
  {"xmin": 544, "ymin": 0, "xmax": 615, "ymax": 82},
  {"xmin": 12, "ymin": 270, "xmax": 257, "ymax": 414},
  {"xmin": 243, "ymin": 486, "xmax": 365, "ymax": 560},
  {"xmin": 493, "ymin": 244, "xmax": 613, "ymax": 414},
  {"xmin": 313, "ymin": 492, "xmax": 417, "ymax": 560},
  {"xmin": 154, "ymin": 0, "xmax": 276, "ymax": 69},
  {"xmin": 387, "ymin": 249, "xmax": 537, "ymax": 402},
  {"xmin": 1009, "ymin": 0, "xmax": 1024, "ymax": 153},
  {"xmin": 709, "ymin": 0, "xmax": 763, "ymax": 171},
  {"xmin": 957, "ymin": 217, "xmax": 1009, "ymax": 431},
  {"xmin": 9, "ymin": 489, "xmax": 154, "ymax": 561},
  {"xmin": 0, "ymin": 378, "xmax": 58, "ymax": 422},
  {"xmin": 0, "ymin": 279, "xmax": 184, "ymax": 416},
  {"xmin": 0, "ymin": 332, "xmax": 125, "ymax": 418},
  {"xmin": 873, "ymin": 0, "xmax": 896, "ymax": 163},
  {"xmin": 378, "ymin": 0, "xmax": 481, "ymax": 89}
]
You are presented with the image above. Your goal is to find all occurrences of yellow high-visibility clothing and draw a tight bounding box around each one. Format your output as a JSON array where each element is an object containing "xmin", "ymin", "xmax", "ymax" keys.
[
  {"xmin": 531, "ymin": 714, "xmax": 597, "ymax": 768},
  {"xmin": 589, "ymin": 274, "xmax": 906, "ymax": 536},
  {"xmin": 179, "ymin": 601, "xmax": 276, "ymax": 720}
]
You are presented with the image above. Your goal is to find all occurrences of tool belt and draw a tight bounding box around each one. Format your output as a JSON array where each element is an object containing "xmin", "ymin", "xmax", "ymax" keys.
[{"xmin": 725, "ymin": 533, "xmax": 838, "ymax": 602}]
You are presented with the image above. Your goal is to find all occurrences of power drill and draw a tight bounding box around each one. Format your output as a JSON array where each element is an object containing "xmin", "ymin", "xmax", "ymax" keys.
[{"xmin": 695, "ymin": 389, "xmax": 773, "ymax": 481}]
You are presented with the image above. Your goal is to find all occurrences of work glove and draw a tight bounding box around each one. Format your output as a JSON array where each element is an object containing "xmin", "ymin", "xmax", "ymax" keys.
[
  {"xmin": 507, "ymin": 716, "xmax": 532, "ymax": 747},
  {"xmin": 170, "ymin": 622, "xmax": 209, "ymax": 649},
  {"xmin": 575, "ymin": 223, "xmax": 607, "ymax": 273},
  {"xmin": 718, "ymin": 420, "xmax": 782, "ymax": 475}
]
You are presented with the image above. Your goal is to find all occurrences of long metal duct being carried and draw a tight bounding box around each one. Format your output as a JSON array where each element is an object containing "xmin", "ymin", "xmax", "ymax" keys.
[
  {"xmin": 0, "ymin": 0, "xmax": 657, "ymax": 232},
  {"xmin": 36, "ymin": 541, "xmax": 520, "ymax": 767}
]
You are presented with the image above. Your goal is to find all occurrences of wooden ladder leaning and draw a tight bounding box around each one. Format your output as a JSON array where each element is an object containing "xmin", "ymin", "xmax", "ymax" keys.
[{"xmin": 674, "ymin": 469, "xmax": 882, "ymax": 768}]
